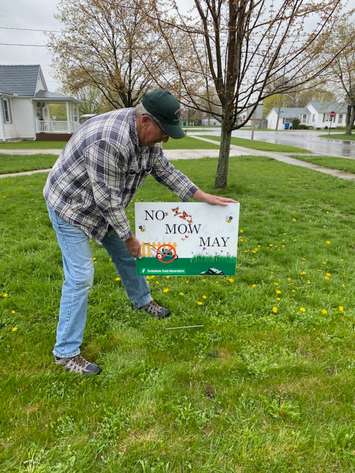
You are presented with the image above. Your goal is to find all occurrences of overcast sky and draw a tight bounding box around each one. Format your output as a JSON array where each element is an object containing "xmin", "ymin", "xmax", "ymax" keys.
[
  {"xmin": 0, "ymin": 0, "xmax": 193, "ymax": 92},
  {"xmin": 1, "ymin": 1, "xmax": 343, "ymax": 92},
  {"xmin": 0, "ymin": 1, "xmax": 61, "ymax": 90}
]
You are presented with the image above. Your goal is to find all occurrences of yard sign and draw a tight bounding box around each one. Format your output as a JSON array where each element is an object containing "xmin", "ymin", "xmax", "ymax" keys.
[{"xmin": 135, "ymin": 202, "xmax": 239, "ymax": 276}]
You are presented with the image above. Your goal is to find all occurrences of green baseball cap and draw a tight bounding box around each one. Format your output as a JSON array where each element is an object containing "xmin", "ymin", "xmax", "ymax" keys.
[{"xmin": 142, "ymin": 89, "xmax": 185, "ymax": 139}]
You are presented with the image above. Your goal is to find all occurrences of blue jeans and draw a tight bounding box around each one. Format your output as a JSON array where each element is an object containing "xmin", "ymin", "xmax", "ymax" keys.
[{"xmin": 47, "ymin": 206, "xmax": 151, "ymax": 358}]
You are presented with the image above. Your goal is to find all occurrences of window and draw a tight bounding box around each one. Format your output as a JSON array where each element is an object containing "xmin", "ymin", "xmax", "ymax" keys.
[
  {"xmin": 338, "ymin": 114, "xmax": 343, "ymax": 124},
  {"xmin": 2, "ymin": 98, "xmax": 12, "ymax": 123}
]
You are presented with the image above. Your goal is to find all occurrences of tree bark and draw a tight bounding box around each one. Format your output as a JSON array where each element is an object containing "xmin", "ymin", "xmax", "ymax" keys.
[
  {"xmin": 214, "ymin": 121, "xmax": 232, "ymax": 189},
  {"xmin": 346, "ymin": 104, "xmax": 355, "ymax": 135}
]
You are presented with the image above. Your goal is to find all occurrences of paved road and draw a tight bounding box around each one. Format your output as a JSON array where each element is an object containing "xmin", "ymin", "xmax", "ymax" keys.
[{"xmin": 190, "ymin": 129, "xmax": 355, "ymax": 157}]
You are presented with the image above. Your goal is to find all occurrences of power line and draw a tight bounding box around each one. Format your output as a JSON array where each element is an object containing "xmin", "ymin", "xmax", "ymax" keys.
[
  {"xmin": 0, "ymin": 42, "xmax": 48, "ymax": 47},
  {"xmin": 0, "ymin": 26, "xmax": 60, "ymax": 33}
]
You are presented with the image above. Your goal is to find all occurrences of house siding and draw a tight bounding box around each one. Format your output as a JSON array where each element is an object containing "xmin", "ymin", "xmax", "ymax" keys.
[{"xmin": 12, "ymin": 99, "xmax": 36, "ymax": 139}]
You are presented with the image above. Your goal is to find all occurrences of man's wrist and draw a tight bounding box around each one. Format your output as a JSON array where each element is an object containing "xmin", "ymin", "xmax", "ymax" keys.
[{"xmin": 192, "ymin": 189, "xmax": 205, "ymax": 201}]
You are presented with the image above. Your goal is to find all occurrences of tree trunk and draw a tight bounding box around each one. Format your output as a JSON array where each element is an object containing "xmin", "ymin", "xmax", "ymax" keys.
[
  {"xmin": 214, "ymin": 122, "xmax": 232, "ymax": 188},
  {"xmin": 346, "ymin": 104, "xmax": 355, "ymax": 135}
]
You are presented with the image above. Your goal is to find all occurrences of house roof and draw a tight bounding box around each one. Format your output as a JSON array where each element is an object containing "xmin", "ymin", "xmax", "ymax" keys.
[
  {"xmin": 270, "ymin": 107, "xmax": 306, "ymax": 117},
  {"xmin": 0, "ymin": 65, "xmax": 45, "ymax": 96},
  {"xmin": 0, "ymin": 90, "xmax": 14, "ymax": 97},
  {"xmin": 308, "ymin": 101, "xmax": 347, "ymax": 113},
  {"xmin": 34, "ymin": 90, "xmax": 79, "ymax": 102}
]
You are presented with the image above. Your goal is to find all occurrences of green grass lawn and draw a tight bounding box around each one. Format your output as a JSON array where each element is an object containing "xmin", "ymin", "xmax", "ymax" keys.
[
  {"xmin": 294, "ymin": 156, "xmax": 355, "ymax": 174},
  {"xmin": 0, "ymin": 140, "xmax": 67, "ymax": 149},
  {"xmin": 163, "ymin": 136, "xmax": 219, "ymax": 149},
  {"xmin": 320, "ymin": 133, "xmax": 355, "ymax": 141},
  {"xmin": 202, "ymin": 135, "xmax": 309, "ymax": 153},
  {"xmin": 0, "ymin": 136, "xmax": 218, "ymax": 152},
  {"xmin": 0, "ymin": 137, "xmax": 219, "ymax": 175},
  {"xmin": 0, "ymin": 157, "xmax": 354, "ymax": 472},
  {"xmin": 0, "ymin": 154, "xmax": 58, "ymax": 174}
]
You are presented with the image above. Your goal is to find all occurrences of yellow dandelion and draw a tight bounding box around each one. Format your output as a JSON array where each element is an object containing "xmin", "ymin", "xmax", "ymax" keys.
[
  {"xmin": 275, "ymin": 289, "xmax": 282, "ymax": 295},
  {"xmin": 276, "ymin": 297, "xmax": 281, "ymax": 302},
  {"xmin": 227, "ymin": 277, "xmax": 235, "ymax": 283},
  {"xmin": 114, "ymin": 276, "xmax": 121, "ymax": 282},
  {"xmin": 11, "ymin": 310, "xmax": 16, "ymax": 314},
  {"xmin": 240, "ymin": 228, "xmax": 244, "ymax": 234},
  {"xmin": 202, "ymin": 295, "xmax": 207, "ymax": 299},
  {"xmin": 11, "ymin": 327, "xmax": 17, "ymax": 332},
  {"xmin": 338, "ymin": 305, "xmax": 345, "ymax": 314},
  {"xmin": 251, "ymin": 284, "xmax": 257, "ymax": 288},
  {"xmin": 300, "ymin": 271, "xmax": 306, "ymax": 277},
  {"xmin": 93, "ymin": 257, "xmax": 97, "ymax": 262},
  {"xmin": 325, "ymin": 272, "xmax": 331, "ymax": 278},
  {"xmin": 162, "ymin": 287, "xmax": 170, "ymax": 293},
  {"xmin": 197, "ymin": 301, "xmax": 204, "ymax": 305},
  {"xmin": 299, "ymin": 307, "xmax": 306, "ymax": 313},
  {"xmin": 272, "ymin": 306, "xmax": 278, "ymax": 314},
  {"xmin": 325, "ymin": 240, "xmax": 331, "ymax": 245},
  {"xmin": 320, "ymin": 308, "xmax": 328, "ymax": 316}
]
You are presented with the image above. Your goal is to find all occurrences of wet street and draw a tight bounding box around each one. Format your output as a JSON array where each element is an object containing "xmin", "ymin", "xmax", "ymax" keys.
[{"xmin": 193, "ymin": 129, "xmax": 355, "ymax": 157}]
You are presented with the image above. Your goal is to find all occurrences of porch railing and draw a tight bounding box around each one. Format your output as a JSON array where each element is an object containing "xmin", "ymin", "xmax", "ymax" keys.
[{"xmin": 37, "ymin": 120, "xmax": 79, "ymax": 133}]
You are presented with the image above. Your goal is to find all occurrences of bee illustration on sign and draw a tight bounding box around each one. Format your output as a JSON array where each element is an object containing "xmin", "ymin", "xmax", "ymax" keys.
[
  {"xmin": 226, "ymin": 216, "xmax": 233, "ymax": 223},
  {"xmin": 138, "ymin": 225, "xmax": 145, "ymax": 232}
]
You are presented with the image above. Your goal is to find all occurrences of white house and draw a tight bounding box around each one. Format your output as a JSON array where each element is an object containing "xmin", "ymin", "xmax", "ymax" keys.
[
  {"xmin": 0, "ymin": 65, "xmax": 80, "ymax": 141},
  {"xmin": 266, "ymin": 101, "xmax": 347, "ymax": 130},
  {"xmin": 267, "ymin": 107, "xmax": 306, "ymax": 130},
  {"xmin": 300, "ymin": 101, "xmax": 347, "ymax": 128}
]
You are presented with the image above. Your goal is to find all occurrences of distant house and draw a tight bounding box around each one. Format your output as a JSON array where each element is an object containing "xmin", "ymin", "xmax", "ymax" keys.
[
  {"xmin": 0, "ymin": 65, "xmax": 80, "ymax": 141},
  {"xmin": 301, "ymin": 101, "xmax": 347, "ymax": 128},
  {"xmin": 267, "ymin": 107, "xmax": 306, "ymax": 130},
  {"xmin": 200, "ymin": 116, "xmax": 220, "ymax": 126},
  {"xmin": 266, "ymin": 101, "xmax": 347, "ymax": 130}
]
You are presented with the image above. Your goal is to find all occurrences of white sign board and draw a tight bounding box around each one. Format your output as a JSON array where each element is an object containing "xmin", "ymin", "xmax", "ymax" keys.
[{"xmin": 135, "ymin": 202, "xmax": 239, "ymax": 276}]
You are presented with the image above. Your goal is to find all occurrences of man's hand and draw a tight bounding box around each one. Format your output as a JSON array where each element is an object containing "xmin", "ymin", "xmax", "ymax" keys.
[
  {"xmin": 192, "ymin": 189, "xmax": 237, "ymax": 206},
  {"xmin": 125, "ymin": 235, "xmax": 141, "ymax": 257}
]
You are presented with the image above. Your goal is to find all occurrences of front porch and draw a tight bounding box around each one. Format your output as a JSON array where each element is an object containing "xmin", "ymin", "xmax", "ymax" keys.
[{"xmin": 33, "ymin": 92, "xmax": 80, "ymax": 139}]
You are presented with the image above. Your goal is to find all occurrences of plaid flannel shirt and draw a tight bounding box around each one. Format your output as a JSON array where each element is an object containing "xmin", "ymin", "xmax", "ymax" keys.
[{"xmin": 44, "ymin": 108, "xmax": 198, "ymax": 241}]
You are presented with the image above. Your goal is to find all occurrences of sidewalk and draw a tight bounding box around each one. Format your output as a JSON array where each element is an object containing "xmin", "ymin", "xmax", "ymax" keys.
[{"xmin": 0, "ymin": 138, "xmax": 354, "ymax": 181}]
